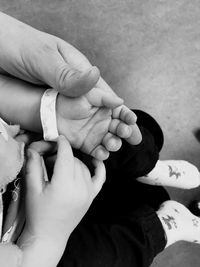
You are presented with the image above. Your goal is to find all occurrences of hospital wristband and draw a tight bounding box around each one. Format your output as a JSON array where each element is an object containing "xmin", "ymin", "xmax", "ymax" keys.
[{"xmin": 40, "ymin": 89, "xmax": 59, "ymax": 141}]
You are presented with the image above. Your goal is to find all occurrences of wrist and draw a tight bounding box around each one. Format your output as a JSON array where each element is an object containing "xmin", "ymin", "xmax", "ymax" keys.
[{"xmin": 18, "ymin": 229, "xmax": 68, "ymax": 267}]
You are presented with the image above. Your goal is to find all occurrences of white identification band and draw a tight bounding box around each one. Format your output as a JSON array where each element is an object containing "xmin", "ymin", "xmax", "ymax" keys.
[{"xmin": 40, "ymin": 89, "xmax": 59, "ymax": 141}]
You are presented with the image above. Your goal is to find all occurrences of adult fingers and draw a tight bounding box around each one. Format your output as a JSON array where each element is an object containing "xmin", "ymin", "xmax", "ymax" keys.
[
  {"xmin": 29, "ymin": 140, "xmax": 57, "ymax": 156},
  {"xmin": 55, "ymin": 65, "xmax": 100, "ymax": 97},
  {"xmin": 52, "ymin": 136, "xmax": 74, "ymax": 184},
  {"xmin": 96, "ymin": 77, "xmax": 119, "ymax": 96},
  {"xmin": 58, "ymin": 42, "xmax": 123, "ymax": 106},
  {"xmin": 15, "ymin": 131, "xmax": 40, "ymax": 145},
  {"xmin": 4, "ymin": 124, "xmax": 20, "ymax": 138},
  {"xmin": 25, "ymin": 149, "xmax": 46, "ymax": 194},
  {"xmin": 34, "ymin": 43, "xmax": 99, "ymax": 97},
  {"xmin": 91, "ymin": 159, "xmax": 106, "ymax": 197},
  {"xmin": 55, "ymin": 41, "xmax": 100, "ymax": 96}
]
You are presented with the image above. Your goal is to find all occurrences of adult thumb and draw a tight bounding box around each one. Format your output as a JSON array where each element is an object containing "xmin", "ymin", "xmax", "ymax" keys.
[
  {"xmin": 39, "ymin": 49, "xmax": 100, "ymax": 97},
  {"xmin": 55, "ymin": 64, "xmax": 100, "ymax": 97}
]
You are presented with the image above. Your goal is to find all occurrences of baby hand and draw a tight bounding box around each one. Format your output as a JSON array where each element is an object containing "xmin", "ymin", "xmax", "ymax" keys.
[{"xmin": 56, "ymin": 88, "xmax": 142, "ymax": 160}]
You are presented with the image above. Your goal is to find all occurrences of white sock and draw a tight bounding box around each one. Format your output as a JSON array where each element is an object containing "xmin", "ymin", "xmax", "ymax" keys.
[
  {"xmin": 157, "ymin": 200, "xmax": 200, "ymax": 247},
  {"xmin": 137, "ymin": 160, "xmax": 200, "ymax": 189}
]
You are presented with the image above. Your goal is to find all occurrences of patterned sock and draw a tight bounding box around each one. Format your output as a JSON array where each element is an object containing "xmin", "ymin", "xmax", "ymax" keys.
[
  {"xmin": 137, "ymin": 160, "xmax": 200, "ymax": 189},
  {"xmin": 157, "ymin": 200, "xmax": 200, "ymax": 247}
]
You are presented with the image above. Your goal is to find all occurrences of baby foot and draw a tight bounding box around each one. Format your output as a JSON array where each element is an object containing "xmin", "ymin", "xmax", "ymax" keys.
[
  {"xmin": 157, "ymin": 200, "xmax": 200, "ymax": 247},
  {"xmin": 137, "ymin": 160, "xmax": 200, "ymax": 189}
]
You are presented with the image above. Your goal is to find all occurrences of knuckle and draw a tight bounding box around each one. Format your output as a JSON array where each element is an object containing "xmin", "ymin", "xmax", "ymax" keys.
[{"xmin": 41, "ymin": 43, "xmax": 56, "ymax": 53}]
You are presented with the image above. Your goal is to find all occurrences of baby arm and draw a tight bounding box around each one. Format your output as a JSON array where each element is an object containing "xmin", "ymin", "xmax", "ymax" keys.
[{"xmin": 0, "ymin": 74, "xmax": 142, "ymax": 160}]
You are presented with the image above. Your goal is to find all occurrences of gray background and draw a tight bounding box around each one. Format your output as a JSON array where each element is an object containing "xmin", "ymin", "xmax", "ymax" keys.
[{"xmin": 1, "ymin": 0, "xmax": 200, "ymax": 266}]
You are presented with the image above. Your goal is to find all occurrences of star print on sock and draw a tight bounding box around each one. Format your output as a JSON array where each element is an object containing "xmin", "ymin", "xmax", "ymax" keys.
[
  {"xmin": 168, "ymin": 165, "xmax": 181, "ymax": 179},
  {"xmin": 162, "ymin": 215, "xmax": 177, "ymax": 230},
  {"xmin": 192, "ymin": 218, "xmax": 199, "ymax": 227}
]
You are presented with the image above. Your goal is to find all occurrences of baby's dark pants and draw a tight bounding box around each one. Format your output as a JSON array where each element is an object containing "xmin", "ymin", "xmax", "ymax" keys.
[{"xmin": 58, "ymin": 110, "xmax": 169, "ymax": 267}]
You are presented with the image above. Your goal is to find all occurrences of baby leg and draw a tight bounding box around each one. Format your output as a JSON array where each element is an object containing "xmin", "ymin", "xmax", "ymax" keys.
[{"xmin": 137, "ymin": 160, "xmax": 200, "ymax": 189}]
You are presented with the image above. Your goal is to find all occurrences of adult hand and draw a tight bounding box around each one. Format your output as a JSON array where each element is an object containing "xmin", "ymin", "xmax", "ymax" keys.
[
  {"xmin": 0, "ymin": 12, "xmax": 123, "ymax": 107},
  {"xmin": 24, "ymin": 136, "xmax": 106, "ymax": 239},
  {"xmin": 18, "ymin": 136, "xmax": 105, "ymax": 266}
]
